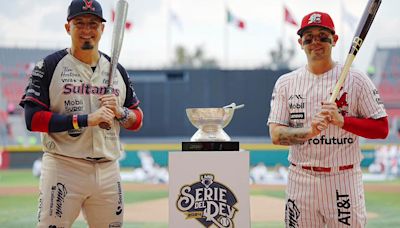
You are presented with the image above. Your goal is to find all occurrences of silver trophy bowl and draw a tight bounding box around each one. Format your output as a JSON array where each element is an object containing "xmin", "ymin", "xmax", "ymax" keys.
[{"xmin": 186, "ymin": 103, "xmax": 244, "ymax": 142}]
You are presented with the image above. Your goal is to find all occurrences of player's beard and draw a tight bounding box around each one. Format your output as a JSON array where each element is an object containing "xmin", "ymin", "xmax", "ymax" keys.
[{"xmin": 81, "ymin": 41, "xmax": 94, "ymax": 50}]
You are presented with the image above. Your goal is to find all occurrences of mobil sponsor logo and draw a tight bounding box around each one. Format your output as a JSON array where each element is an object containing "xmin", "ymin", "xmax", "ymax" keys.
[
  {"xmin": 64, "ymin": 99, "xmax": 84, "ymax": 113},
  {"xmin": 288, "ymin": 94, "xmax": 306, "ymax": 110},
  {"xmin": 289, "ymin": 102, "xmax": 305, "ymax": 109}
]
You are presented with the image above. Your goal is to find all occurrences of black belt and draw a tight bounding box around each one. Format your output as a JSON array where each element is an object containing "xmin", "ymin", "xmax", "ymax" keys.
[{"xmin": 85, "ymin": 157, "xmax": 110, "ymax": 163}]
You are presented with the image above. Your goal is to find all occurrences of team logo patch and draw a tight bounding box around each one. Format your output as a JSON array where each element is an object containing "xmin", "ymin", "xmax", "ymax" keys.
[
  {"xmin": 36, "ymin": 59, "xmax": 44, "ymax": 70},
  {"xmin": 372, "ymin": 89, "xmax": 384, "ymax": 105},
  {"xmin": 335, "ymin": 92, "xmax": 349, "ymax": 116},
  {"xmin": 45, "ymin": 141, "xmax": 56, "ymax": 150},
  {"xmin": 308, "ymin": 13, "xmax": 322, "ymax": 24},
  {"xmin": 82, "ymin": 0, "xmax": 95, "ymax": 11},
  {"xmin": 176, "ymin": 174, "xmax": 238, "ymax": 227}
]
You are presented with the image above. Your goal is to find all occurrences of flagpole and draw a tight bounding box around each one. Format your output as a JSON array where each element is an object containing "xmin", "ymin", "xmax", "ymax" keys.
[
  {"xmin": 339, "ymin": 0, "xmax": 344, "ymax": 63},
  {"xmin": 281, "ymin": 4, "xmax": 286, "ymax": 55},
  {"xmin": 166, "ymin": 0, "xmax": 172, "ymax": 68}
]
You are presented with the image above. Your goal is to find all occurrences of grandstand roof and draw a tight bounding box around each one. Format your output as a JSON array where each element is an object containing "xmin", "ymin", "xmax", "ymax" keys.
[{"xmin": 0, "ymin": 47, "xmax": 57, "ymax": 72}]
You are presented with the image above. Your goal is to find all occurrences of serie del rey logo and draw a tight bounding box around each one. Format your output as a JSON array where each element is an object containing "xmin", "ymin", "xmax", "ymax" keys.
[{"xmin": 176, "ymin": 174, "xmax": 238, "ymax": 228}]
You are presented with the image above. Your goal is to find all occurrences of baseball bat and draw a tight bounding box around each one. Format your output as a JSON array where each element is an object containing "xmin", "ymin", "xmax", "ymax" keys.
[
  {"xmin": 329, "ymin": 0, "xmax": 381, "ymax": 102},
  {"xmin": 99, "ymin": 0, "xmax": 129, "ymax": 130}
]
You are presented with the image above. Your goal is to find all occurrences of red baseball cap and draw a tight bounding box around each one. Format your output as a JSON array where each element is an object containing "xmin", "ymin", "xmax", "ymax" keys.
[{"xmin": 297, "ymin": 11, "xmax": 335, "ymax": 36}]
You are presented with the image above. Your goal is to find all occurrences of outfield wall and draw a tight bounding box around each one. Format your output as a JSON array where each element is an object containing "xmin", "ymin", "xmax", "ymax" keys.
[{"xmin": 0, "ymin": 144, "xmax": 379, "ymax": 169}]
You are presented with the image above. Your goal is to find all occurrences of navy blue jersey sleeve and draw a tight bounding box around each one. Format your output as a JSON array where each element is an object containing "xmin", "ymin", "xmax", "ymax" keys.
[
  {"xmin": 117, "ymin": 64, "xmax": 140, "ymax": 109},
  {"xmin": 20, "ymin": 59, "xmax": 50, "ymax": 109},
  {"xmin": 19, "ymin": 49, "xmax": 67, "ymax": 109}
]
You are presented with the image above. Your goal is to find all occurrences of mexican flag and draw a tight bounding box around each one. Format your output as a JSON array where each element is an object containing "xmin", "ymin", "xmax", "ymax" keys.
[{"xmin": 226, "ymin": 9, "xmax": 245, "ymax": 30}]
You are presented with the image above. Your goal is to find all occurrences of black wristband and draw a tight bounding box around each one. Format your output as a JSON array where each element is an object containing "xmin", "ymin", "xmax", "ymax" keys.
[{"xmin": 77, "ymin": 114, "xmax": 88, "ymax": 128}]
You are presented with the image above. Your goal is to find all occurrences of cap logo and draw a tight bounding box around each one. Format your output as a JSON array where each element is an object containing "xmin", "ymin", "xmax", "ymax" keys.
[
  {"xmin": 82, "ymin": 0, "xmax": 95, "ymax": 11},
  {"xmin": 308, "ymin": 13, "xmax": 321, "ymax": 24}
]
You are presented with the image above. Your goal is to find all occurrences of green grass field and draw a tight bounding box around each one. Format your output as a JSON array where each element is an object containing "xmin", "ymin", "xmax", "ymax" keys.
[{"xmin": 1, "ymin": 170, "xmax": 400, "ymax": 227}]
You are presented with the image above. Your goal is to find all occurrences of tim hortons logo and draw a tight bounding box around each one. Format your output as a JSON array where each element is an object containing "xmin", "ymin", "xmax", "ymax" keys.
[
  {"xmin": 335, "ymin": 92, "xmax": 349, "ymax": 116},
  {"xmin": 82, "ymin": 0, "xmax": 95, "ymax": 11},
  {"xmin": 176, "ymin": 174, "xmax": 238, "ymax": 227}
]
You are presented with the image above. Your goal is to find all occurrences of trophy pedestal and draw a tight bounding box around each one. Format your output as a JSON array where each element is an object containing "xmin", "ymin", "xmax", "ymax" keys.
[{"xmin": 169, "ymin": 151, "xmax": 250, "ymax": 227}]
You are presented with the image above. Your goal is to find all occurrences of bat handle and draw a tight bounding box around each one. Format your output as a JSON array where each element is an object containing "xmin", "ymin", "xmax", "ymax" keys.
[
  {"xmin": 99, "ymin": 86, "xmax": 114, "ymax": 130},
  {"xmin": 99, "ymin": 122, "xmax": 111, "ymax": 130}
]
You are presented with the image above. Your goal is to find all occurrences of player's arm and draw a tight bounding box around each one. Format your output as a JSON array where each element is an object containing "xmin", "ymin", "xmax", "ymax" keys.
[
  {"xmin": 320, "ymin": 101, "xmax": 389, "ymax": 139},
  {"xmin": 99, "ymin": 94, "xmax": 143, "ymax": 131},
  {"xmin": 269, "ymin": 113, "xmax": 329, "ymax": 145},
  {"xmin": 24, "ymin": 102, "xmax": 115, "ymax": 132},
  {"xmin": 269, "ymin": 123, "xmax": 312, "ymax": 145},
  {"xmin": 114, "ymin": 105, "xmax": 143, "ymax": 131},
  {"xmin": 99, "ymin": 67, "xmax": 143, "ymax": 131}
]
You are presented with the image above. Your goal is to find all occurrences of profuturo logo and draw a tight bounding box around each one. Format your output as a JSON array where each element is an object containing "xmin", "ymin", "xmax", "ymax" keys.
[{"xmin": 176, "ymin": 174, "xmax": 238, "ymax": 227}]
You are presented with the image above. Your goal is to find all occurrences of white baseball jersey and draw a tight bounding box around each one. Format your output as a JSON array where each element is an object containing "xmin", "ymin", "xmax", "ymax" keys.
[
  {"xmin": 268, "ymin": 63, "xmax": 387, "ymax": 167},
  {"xmin": 21, "ymin": 48, "xmax": 139, "ymax": 161}
]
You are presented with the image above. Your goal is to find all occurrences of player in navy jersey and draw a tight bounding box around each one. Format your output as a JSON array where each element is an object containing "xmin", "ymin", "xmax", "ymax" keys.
[{"xmin": 19, "ymin": 1, "xmax": 143, "ymax": 227}]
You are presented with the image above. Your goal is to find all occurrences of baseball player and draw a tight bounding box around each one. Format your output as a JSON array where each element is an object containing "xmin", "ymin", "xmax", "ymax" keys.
[
  {"xmin": 268, "ymin": 12, "xmax": 388, "ymax": 227},
  {"xmin": 19, "ymin": 0, "xmax": 143, "ymax": 227}
]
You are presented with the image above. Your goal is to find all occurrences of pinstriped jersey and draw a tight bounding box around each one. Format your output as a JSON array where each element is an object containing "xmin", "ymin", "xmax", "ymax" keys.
[
  {"xmin": 267, "ymin": 63, "xmax": 387, "ymax": 167},
  {"xmin": 21, "ymin": 48, "xmax": 140, "ymax": 161}
]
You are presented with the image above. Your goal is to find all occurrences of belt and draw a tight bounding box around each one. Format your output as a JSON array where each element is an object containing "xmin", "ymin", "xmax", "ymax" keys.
[
  {"xmin": 85, "ymin": 157, "xmax": 110, "ymax": 163},
  {"xmin": 290, "ymin": 163, "xmax": 354, "ymax": 173}
]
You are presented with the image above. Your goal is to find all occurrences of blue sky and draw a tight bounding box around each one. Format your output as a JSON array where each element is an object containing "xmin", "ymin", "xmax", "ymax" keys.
[{"xmin": 0, "ymin": 0, "xmax": 399, "ymax": 71}]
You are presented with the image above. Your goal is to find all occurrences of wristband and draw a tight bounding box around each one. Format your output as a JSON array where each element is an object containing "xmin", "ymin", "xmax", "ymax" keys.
[
  {"xmin": 77, "ymin": 115, "xmax": 88, "ymax": 128},
  {"xmin": 72, "ymin": 114, "xmax": 79, "ymax": 129},
  {"xmin": 116, "ymin": 107, "xmax": 130, "ymax": 124}
]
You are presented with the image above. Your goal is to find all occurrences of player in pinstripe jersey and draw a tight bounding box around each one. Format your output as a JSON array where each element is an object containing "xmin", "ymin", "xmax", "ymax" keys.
[
  {"xmin": 268, "ymin": 12, "xmax": 388, "ymax": 227},
  {"xmin": 19, "ymin": 1, "xmax": 143, "ymax": 227}
]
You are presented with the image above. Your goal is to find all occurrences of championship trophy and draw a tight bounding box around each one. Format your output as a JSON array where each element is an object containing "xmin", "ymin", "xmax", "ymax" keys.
[{"xmin": 183, "ymin": 103, "xmax": 244, "ymax": 151}]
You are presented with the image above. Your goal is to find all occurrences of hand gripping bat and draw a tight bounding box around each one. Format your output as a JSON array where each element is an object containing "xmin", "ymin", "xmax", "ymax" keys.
[
  {"xmin": 317, "ymin": 0, "xmax": 381, "ymax": 131},
  {"xmin": 99, "ymin": 0, "xmax": 129, "ymax": 130},
  {"xmin": 330, "ymin": 0, "xmax": 381, "ymax": 102}
]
